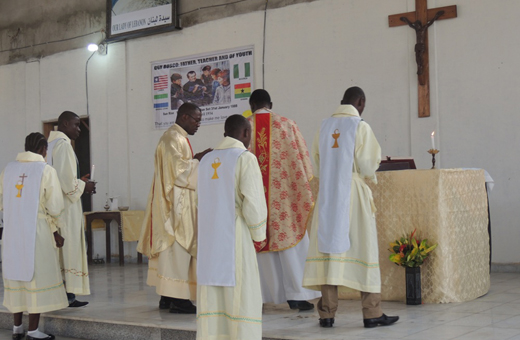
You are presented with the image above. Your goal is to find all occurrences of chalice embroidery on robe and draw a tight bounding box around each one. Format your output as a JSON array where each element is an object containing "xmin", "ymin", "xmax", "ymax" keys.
[
  {"xmin": 332, "ymin": 129, "xmax": 340, "ymax": 148},
  {"xmin": 211, "ymin": 158, "xmax": 221, "ymax": 179},
  {"xmin": 15, "ymin": 173, "xmax": 28, "ymax": 198}
]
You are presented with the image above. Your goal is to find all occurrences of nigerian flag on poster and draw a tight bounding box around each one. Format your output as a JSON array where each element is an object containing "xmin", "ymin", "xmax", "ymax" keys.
[
  {"xmin": 234, "ymin": 62, "xmax": 251, "ymax": 79},
  {"xmin": 235, "ymin": 83, "xmax": 251, "ymax": 99}
]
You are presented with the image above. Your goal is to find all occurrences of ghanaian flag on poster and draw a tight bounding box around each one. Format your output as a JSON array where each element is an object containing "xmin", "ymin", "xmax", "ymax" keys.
[{"xmin": 234, "ymin": 83, "xmax": 251, "ymax": 99}]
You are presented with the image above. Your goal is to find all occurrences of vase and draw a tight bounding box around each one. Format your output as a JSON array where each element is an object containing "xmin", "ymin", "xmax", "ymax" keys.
[{"xmin": 405, "ymin": 266, "xmax": 421, "ymax": 305}]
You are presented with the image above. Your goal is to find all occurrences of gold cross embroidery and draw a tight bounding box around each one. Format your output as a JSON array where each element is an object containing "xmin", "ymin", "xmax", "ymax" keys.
[
  {"xmin": 15, "ymin": 173, "xmax": 28, "ymax": 198},
  {"xmin": 332, "ymin": 129, "xmax": 340, "ymax": 148},
  {"xmin": 211, "ymin": 158, "xmax": 221, "ymax": 179}
]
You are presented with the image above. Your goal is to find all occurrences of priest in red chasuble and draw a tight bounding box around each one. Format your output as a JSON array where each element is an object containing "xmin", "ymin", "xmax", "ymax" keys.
[{"xmin": 247, "ymin": 89, "xmax": 320, "ymax": 310}]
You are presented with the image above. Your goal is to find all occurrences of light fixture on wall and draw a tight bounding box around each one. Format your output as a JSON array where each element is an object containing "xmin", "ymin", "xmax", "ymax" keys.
[
  {"xmin": 87, "ymin": 43, "xmax": 98, "ymax": 52},
  {"xmin": 86, "ymin": 42, "xmax": 108, "ymax": 55}
]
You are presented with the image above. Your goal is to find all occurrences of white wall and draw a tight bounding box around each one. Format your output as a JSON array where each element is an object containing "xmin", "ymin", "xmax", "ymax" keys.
[{"xmin": 1, "ymin": 0, "xmax": 519, "ymax": 263}]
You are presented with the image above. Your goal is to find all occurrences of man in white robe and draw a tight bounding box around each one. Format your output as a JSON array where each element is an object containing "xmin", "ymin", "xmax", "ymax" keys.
[
  {"xmin": 303, "ymin": 87, "xmax": 399, "ymax": 328},
  {"xmin": 1, "ymin": 132, "xmax": 69, "ymax": 340},
  {"xmin": 47, "ymin": 111, "xmax": 95, "ymax": 307},
  {"xmin": 197, "ymin": 114, "xmax": 267, "ymax": 340},
  {"xmin": 137, "ymin": 103, "xmax": 211, "ymax": 313},
  {"xmin": 247, "ymin": 89, "xmax": 319, "ymax": 310}
]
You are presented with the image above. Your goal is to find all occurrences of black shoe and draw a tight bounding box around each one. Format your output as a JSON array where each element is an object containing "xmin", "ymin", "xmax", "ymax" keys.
[
  {"xmin": 319, "ymin": 318, "xmax": 334, "ymax": 328},
  {"xmin": 159, "ymin": 296, "xmax": 172, "ymax": 309},
  {"xmin": 27, "ymin": 335, "xmax": 55, "ymax": 340},
  {"xmin": 169, "ymin": 298, "xmax": 196, "ymax": 314},
  {"xmin": 68, "ymin": 300, "xmax": 89, "ymax": 307},
  {"xmin": 363, "ymin": 314, "xmax": 399, "ymax": 328},
  {"xmin": 287, "ymin": 300, "xmax": 315, "ymax": 311},
  {"xmin": 12, "ymin": 334, "xmax": 24, "ymax": 340}
]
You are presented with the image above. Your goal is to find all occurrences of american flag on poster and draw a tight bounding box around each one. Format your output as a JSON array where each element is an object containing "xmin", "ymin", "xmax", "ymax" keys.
[{"xmin": 153, "ymin": 75, "xmax": 168, "ymax": 90}]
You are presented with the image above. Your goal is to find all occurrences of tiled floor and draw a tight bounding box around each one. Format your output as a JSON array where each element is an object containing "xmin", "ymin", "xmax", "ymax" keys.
[{"xmin": 1, "ymin": 263, "xmax": 520, "ymax": 340}]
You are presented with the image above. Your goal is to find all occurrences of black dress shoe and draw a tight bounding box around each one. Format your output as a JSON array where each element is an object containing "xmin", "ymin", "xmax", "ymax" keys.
[
  {"xmin": 169, "ymin": 298, "xmax": 196, "ymax": 314},
  {"xmin": 319, "ymin": 318, "xmax": 334, "ymax": 328},
  {"xmin": 68, "ymin": 300, "xmax": 88, "ymax": 307},
  {"xmin": 363, "ymin": 314, "xmax": 399, "ymax": 328},
  {"xmin": 287, "ymin": 300, "xmax": 315, "ymax": 311},
  {"xmin": 159, "ymin": 296, "xmax": 172, "ymax": 309},
  {"xmin": 12, "ymin": 333, "xmax": 24, "ymax": 340},
  {"xmin": 27, "ymin": 334, "xmax": 55, "ymax": 340}
]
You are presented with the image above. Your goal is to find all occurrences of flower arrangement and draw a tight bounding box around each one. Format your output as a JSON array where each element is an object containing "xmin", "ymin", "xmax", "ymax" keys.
[{"xmin": 389, "ymin": 229, "xmax": 437, "ymax": 267}]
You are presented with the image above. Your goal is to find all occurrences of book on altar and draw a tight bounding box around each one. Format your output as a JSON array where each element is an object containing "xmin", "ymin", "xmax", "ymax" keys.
[{"xmin": 377, "ymin": 157, "xmax": 416, "ymax": 171}]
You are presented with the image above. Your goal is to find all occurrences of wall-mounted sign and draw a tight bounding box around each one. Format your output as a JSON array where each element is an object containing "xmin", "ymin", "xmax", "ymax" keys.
[{"xmin": 106, "ymin": 0, "xmax": 179, "ymax": 42}]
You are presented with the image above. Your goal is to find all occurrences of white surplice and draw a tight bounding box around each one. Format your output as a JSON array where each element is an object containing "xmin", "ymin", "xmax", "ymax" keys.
[
  {"xmin": 48, "ymin": 131, "xmax": 90, "ymax": 295},
  {"xmin": 303, "ymin": 105, "xmax": 382, "ymax": 293},
  {"xmin": 196, "ymin": 137, "xmax": 267, "ymax": 340},
  {"xmin": 198, "ymin": 147, "xmax": 246, "ymax": 287},
  {"xmin": 0, "ymin": 152, "xmax": 69, "ymax": 313},
  {"xmin": 2, "ymin": 159, "xmax": 46, "ymax": 282},
  {"xmin": 318, "ymin": 116, "xmax": 360, "ymax": 254}
]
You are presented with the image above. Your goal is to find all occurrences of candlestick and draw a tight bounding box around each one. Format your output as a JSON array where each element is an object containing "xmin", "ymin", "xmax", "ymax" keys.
[
  {"xmin": 427, "ymin": 149, "xmax": 439, "ymax": 169},
  {"xmin": 431, "ymin": 131, "xmax": 435, "ymax": 150},
  {"xmin": 90, "ymin": 165, "xmax": 95, "ymax": 181}
]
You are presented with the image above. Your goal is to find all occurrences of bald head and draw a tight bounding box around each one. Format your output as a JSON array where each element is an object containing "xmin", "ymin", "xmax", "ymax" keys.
[
  {"xmin": 249, "ymin": 89, "xmax": 272, "ymax": 113},
  {"xmin": 341, "ymin": 86, "xmax": 366, "ymax": 115},
  {"xmin": 224, "ymin": 115, "xmax": 251, "ymax": 148}
]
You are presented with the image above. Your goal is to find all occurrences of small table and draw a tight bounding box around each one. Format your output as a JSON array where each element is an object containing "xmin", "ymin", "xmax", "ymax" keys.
[{"xmin": 84, "ymin": 211, "xmax": 143, "ymax": 266}]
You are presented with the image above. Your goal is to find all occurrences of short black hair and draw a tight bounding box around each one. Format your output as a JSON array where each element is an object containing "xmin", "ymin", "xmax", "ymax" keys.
[
  {"xmin": 224, "ymin": 114, "xmax": 250, "ymax": 138},
  {"xmin": 25, "ymin": 132, "xmax": 47, "ymax": 153},
  {"xmin": 202, "ymin": 65, "xmax": 211, "ymax": 71},
  {"xmin": 58, "ymin": 111, "xmax": 79, "ymax": 126},
  {"xmin": 176, "ymin": 102, "xmax": 201, "ymax": 120},
  {"xmin": 341, "ymin": 86, "xmax": 365, "ymax": 105},
  {"xmin": 249, "ymin": 89, "xmax": 271, "ymax": 106}
]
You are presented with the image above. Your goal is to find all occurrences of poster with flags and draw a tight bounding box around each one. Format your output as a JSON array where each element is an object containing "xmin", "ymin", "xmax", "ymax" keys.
[{"xmin": 151, "ymin": 46, "xmax": 254, "ymax": 129}]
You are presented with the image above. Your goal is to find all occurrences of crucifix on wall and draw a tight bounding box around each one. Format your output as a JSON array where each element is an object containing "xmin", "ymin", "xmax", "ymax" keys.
[{"xmin": 389, "ymin": 0, "xmax": 457, "ymax": 118}]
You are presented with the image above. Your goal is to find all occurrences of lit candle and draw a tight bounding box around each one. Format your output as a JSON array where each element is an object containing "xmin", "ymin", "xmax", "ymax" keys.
[
  {"xmin": 90, "ymin": 165, "xmax": 95, "ymax": 181},
  {"xmin": 431, "ymin": 131, "xmax": 435, "ymax": 150}
]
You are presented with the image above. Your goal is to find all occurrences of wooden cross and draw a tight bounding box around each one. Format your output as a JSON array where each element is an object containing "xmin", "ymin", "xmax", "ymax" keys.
[{"xmin": 389, "ymin": 0, "xmax": 457, "ymax": 118}]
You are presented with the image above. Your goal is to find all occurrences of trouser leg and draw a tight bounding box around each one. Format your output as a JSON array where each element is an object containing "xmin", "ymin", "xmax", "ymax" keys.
[
  {"xmin": 361, "ymin": 292, "xmax": 382, "ymax": 319},
  {"xmin": 317, "ymin": 285, "xmax": 338, "ymax": 318}
]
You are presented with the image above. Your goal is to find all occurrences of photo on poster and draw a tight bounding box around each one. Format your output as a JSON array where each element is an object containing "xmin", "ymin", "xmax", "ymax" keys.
[
  {"xmin": 152, "ymin": 46, "xmax": 254, "ymax": 129},
  {"xmin": 169, "ymin": 61, "xmax": 230, "ymax": 110}
]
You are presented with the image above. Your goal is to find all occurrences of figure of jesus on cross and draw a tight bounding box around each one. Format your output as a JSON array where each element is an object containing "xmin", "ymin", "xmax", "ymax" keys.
[
  {"xmin": 389, "ymin": 0, "xmax": 458, "ymax": 117},
  {"xmin": 400, "ymin": 10, "xmax": 445, "ymax": 78}
]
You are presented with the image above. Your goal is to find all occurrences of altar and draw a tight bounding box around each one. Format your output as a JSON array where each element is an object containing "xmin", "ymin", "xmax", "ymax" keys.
[{"xmin": 340, "ymin": 169, "xmax": 490, "ymax": 303}]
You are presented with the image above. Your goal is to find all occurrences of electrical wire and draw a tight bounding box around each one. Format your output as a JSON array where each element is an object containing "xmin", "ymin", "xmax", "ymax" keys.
[
  {"xmin": 0, "ymin": 30, "xmax": 103, "ymax": 54},
  {"xmin": 262, "ymin": 0, "xmax": 268, "ymax": 88},
  {"xmin": 85, "ymin": 52, "xmax": 96, "ymax": 116}
]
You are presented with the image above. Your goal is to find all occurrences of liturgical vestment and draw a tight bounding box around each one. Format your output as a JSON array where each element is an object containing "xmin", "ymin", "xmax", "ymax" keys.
[
  {"xmin": 303, "ymin": 105, "xmax": 382, "ymax": 294},
  {"xmin": 48, "ymin": 131, "xmax": 90, "ymax": 295},
  {"xmin": 1, "ymin": 152, "xmax": 69, "ymax": 314},
  {"xmin": 196, "ymin": 137, "xmax": 267, "ymax": 340},
  {"xmin": 248, "ymin": 109, "xmax": 319, "ymax": 304},
  {"xmin": 137, "ymin": 123, "xmax": 198, "ymax": 300}
]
